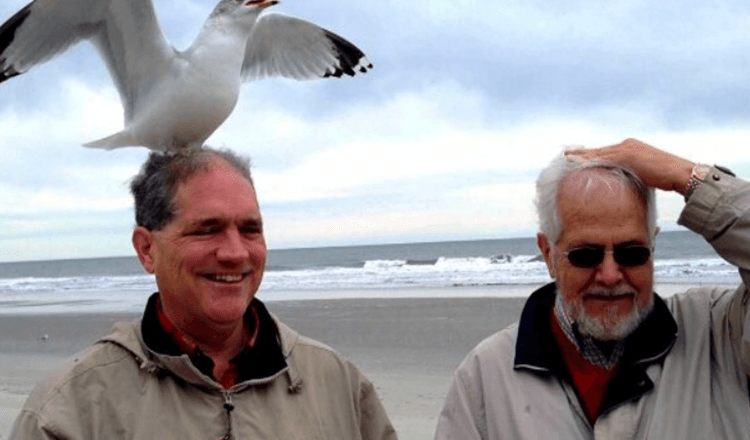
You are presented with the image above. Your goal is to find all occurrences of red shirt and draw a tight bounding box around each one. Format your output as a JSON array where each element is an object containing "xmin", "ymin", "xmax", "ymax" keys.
[
  {"xmin": 156, "ymin": 297, "xmax": 260, "ymax": 389},
  {"xmin": 550, "ymin": 309, "xmax": 619, "ymax": 425}
]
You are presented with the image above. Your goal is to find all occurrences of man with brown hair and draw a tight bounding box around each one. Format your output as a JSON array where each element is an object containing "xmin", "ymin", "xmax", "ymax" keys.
[{"xmin": 11, "ymin": 147, "xmax": 397, "ymax": 439}]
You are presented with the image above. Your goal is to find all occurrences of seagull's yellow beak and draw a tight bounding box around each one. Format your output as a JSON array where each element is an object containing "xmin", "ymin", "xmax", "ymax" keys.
[{"xmin": 245, "ymin": 0, "xmax": 279, "ymax": 8}]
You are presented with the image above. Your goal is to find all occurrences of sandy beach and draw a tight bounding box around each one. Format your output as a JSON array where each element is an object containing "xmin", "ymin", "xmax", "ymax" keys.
[
  {"xmin": 0, "ymin": 290, "xmax": 528, "ymax": 440},
  {"xmin": 0, "ymin": 283, "xmax": 706, "ymax": 439}
]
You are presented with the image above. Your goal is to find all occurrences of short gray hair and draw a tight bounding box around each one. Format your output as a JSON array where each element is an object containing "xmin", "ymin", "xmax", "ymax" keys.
[
  {"xmin": 535, "ymin": 151, "xmax": 657, "ymax": 244},
  {"xmin": 130, "ymin": 147, "xmax": 253, "ymax": 231}
]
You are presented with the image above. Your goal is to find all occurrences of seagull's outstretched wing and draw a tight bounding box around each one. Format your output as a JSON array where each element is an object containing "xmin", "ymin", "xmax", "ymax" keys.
[
  {"xmin": 241, "ymin": 12, "xmax": 372, "ymax": 81},
  {"xmin": 0, "ymin": 0, "xmax": 174, "ymax": 121}
]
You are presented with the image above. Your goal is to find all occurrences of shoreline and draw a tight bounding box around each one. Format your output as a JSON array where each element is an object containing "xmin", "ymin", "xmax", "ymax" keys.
[
  {"xmin": 0, "ymin": 282, "xmax": 738, "ymax": 439},
  {"xmin": 0, "ymin": 281, "xmax": 728, "ymax": 315},
  {"xmin": 0, "ymin": 295, "xmax": 528, "ymax": 439}
]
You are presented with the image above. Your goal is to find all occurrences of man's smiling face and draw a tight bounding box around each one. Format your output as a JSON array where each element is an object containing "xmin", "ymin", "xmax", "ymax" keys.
[{"xmin": 138, "ymin": 157, "xmax": 267, "ymax": 330}]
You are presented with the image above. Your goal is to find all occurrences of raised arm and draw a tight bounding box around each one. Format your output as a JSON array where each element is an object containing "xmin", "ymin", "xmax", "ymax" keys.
[
  {"xmin": 571, "ymin": 138, "xmax": 750, "ymax": 405},
  {"xmin": 565, "ymin": 138, "xmax": 695, "ymax": 194},
  {"xmin": 568, "ymin": 138, "xmax": 750, "ymax": 272}
]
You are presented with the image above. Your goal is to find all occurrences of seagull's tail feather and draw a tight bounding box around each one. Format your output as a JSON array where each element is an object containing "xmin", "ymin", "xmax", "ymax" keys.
[{"xmin": 83, "ymin": 131, "xmax": 139, "ymax": 150}]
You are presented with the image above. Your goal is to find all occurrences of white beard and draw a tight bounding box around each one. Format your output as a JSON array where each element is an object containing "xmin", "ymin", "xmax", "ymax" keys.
[{"xmin": 563, "ymin": 288, "xmax": 654, "ymax": 341}]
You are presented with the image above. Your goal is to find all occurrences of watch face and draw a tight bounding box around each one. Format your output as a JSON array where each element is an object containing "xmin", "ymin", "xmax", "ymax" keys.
[{"xmin": 694, "ymin": 164, "xmax": 711, "ymax": 180}]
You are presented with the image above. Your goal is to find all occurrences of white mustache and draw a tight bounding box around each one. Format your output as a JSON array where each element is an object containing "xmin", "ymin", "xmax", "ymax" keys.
[{"xmin": 583, "ymin": 288, "xmax": 636, "ymax": 298}]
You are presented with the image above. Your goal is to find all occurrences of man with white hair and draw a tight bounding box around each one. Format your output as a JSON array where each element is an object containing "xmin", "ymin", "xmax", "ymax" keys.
[{"xmin": 435, "ymin": 138, "xmax": 750, "ymax": 439}]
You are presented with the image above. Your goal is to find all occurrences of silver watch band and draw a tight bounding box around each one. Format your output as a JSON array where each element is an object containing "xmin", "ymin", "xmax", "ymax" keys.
[
  {"xmin": 684, "ymin": 163, "xmax": 710, "ymax": 202},
  {"xmin": 684, "ymin": 164, "xmax": 736, "ymax": 202}
]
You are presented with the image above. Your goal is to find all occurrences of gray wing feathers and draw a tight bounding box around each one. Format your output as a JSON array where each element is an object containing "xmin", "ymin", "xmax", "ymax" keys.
[
  {"xmin": 0, "ymin": 0, "xmax": 173, "ymax": 120},
  {"xmin": 0, "ymin": 0, "xmax": 104, "ymax": 82},
  {"xmin": 241, "ymin": 12, "xmax": 371, "ymax": 82},
  {"xmin": 92, "ymin": 0, "xmax": 173, "ymax": 120}
]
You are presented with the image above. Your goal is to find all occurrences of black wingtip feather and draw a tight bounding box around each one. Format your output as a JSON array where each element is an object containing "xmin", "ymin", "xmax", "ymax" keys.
[
  {"xmin": 321, "ymin": 29, "xmax": 371, "ymax": 79},
  {"xmin": 0, "ymin": 3, "xmax": 33, "ymax": 83},
  {"xmin": 0, "ymin": 65, "xmax": 21, "ymax": 83}
]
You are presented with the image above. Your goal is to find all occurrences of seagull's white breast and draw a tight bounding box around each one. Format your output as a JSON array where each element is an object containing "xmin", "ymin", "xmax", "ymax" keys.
[{"xmin": 128, "ymin": 46, "xmax": 244, "ymax": 150}]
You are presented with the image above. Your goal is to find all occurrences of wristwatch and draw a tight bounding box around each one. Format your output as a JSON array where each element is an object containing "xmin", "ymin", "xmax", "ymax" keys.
[{"xmin": 684, "ymin": 164, "xmax": 735, "ymax": 202}]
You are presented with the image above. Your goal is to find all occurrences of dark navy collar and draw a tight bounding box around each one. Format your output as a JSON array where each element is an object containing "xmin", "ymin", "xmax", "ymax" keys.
[
  {"xmin": 513, "ymin": 282, "xmax": 678, "ymax": 414},
  {"xmin": 513, "ymin": 282, "xmax": 565, "ymax": 374},
  {"xmin": 141, "ymin": 293, "xmax": 287, "ymax": 383}
]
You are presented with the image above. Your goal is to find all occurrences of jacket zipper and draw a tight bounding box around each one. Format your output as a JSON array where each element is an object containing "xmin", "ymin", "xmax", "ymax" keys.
[{"xmin": 220, "ymin": 390, "xmax": 235, "ymax": 440}]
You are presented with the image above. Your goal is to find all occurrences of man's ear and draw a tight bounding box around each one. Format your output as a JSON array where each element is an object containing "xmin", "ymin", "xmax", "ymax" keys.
[
  {"xmin": 537, "ymin": 232, "xmax": 556, "ymax": 279},
  {"xmin": 132, "ymin": 226, "xmax": 157, "ymax": 274}
]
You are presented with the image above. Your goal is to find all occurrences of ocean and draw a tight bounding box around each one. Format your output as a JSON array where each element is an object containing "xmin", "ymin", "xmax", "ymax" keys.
[{"xmin": 0, "ymin": 230, "xmax": 741, "ymax": 314}]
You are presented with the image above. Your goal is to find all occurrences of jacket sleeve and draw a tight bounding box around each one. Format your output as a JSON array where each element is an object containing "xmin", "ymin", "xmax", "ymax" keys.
[
  {"xmin": 679, "ymin": 165, "xmax": 750, "ymax": 279},
  {"xmin": 358, "ymin": 378, "xmax": 399, "ymax": 440},
  {"xmin": 678, "ymin": 165, "xmax": 750, "ymax": 380},
  {"xmin": 9, "ymin": 410, "xmax": 58, "ymax": 440},
  {"xmin": 434, "ymin": 357, "xmax": 486, "ymax": 440}
]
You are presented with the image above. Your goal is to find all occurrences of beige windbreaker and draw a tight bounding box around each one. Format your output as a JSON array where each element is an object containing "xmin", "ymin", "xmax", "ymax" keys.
[
  {"xmin": 10, "ymin": 313, "xmax": 398, "ymax": 440},
  {"xmin": 435, "ymin": 165, "xmax": 750, "ymax": 439}
]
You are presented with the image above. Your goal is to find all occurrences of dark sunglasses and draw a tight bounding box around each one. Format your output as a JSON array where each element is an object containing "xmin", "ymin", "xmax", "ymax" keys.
[{"xmin": 563, "ymin": 244, "xmax": 652, "ymax": 268}]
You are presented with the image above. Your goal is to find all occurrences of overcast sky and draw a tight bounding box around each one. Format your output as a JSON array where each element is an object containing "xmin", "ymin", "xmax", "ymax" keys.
[{"xmin": 3, "ymin": 0, "xmax": 750, "ymax": 262}]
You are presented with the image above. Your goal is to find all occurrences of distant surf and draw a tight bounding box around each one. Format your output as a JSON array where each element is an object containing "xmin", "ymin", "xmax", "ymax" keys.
[{"xmin": 0, "ymin": 231, "xmax": 740, "ymax": 313}]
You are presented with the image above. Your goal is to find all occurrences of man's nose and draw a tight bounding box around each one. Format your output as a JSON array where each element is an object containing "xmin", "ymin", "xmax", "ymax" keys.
[
  {"xmin": 595, "ymin": 252, "xmax": 624, "ymax": 286},
  {"xmin": 216, "ymin": 228, "xmax": 249, "ymax": 262}
]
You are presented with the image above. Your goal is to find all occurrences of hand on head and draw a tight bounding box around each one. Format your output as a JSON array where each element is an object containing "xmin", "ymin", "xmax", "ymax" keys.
[{"xmin": 566, "ymin": 138, "xmax": 695, "ymax": 195}]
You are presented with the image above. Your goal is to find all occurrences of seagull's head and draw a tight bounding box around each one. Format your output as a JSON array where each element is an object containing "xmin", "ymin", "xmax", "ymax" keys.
[{"xmin": 211, "ymin": 0, "xmax": 280, "ymax": 21}]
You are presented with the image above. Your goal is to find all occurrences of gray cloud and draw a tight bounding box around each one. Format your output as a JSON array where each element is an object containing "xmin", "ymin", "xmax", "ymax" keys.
[{"xmin": 3, "ymin": 0, "xmax": 750, "ymax": 260}]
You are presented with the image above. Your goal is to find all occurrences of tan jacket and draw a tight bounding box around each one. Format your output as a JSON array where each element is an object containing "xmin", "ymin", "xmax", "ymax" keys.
[
  {"xmin": 10, "ymin": 313, "xmax": 398, "ymax": 440},
  {"xmin": 435, "ymin": 166, "xmax": 750, "ymax": 439}
]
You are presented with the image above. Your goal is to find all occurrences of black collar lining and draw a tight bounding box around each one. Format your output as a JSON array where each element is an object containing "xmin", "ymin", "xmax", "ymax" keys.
[{"xmin": 513, "ymin": 282, "xmax": 678, "ymax": 415}]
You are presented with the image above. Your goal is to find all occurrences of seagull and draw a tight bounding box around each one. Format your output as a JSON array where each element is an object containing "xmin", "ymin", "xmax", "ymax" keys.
[{"xmin": 0, "ymin": 0, "xmax": 372, "ymax": 151}]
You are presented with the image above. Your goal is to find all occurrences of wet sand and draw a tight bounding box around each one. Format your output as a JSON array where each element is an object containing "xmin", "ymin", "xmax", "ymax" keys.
[
  {"xmin": 0, "ymin": 294, "xmax": 528, "ymax": 440},
  {"xmin": 0, "ymin": 283, "xmax": 703, "ymax": 439}
]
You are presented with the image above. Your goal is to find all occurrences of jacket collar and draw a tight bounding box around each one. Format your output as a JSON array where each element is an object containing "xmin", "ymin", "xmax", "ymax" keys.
[
  {"xmin": 99, "ymin": 294, "xmax": 303, "ymax": 391},
  {"xmin": 514, "ymin": 282, "xmax": 678, "ymax": 373},
  {"xmin": 140, "ymin": 293, "xmax": 286, "ymax": 385},
  {"xmin": 513, "ymin": 282, "xmax": 678, "ymax": 415}
]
